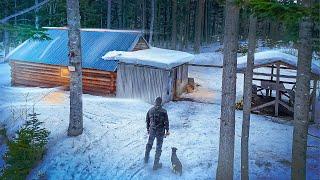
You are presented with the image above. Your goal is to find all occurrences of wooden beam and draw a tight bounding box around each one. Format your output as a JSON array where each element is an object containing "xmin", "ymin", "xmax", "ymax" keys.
[
  {"xmin": 281, "ymin": 92, "xmax": 291, "ymax": 99},
  {"xmin": 13, "ymin": 67, "xmax": 60, "ymax": 76},
  {"xmin": 188, "ymin": 64, "xmax": 223, "ymax": 68},
  {"xmin": 251, "ymin": 100, "xmax": 276, "ymax": 111},
  {"xmin": 270, "ymin": 65, "xmax": 274, "ymax": 96},
  {"xmin": 277, "ymin": 61, "xmax": 297, "ymax": 70},
  {"xmin": 13, "ymin": 60, "xmax": 61, "ymax": 69},
  {"xmin": 252, "ymin": 78, "xmax": 296, "ymax": 85},
  {"xmin": 278, "ymin": 100, "xmax": 294, "ymax": 112},
  {"xmin": 266, "ymin": 65, "xmax": 296, "ymax": 70},
  {"xmin": 251, "ymin": 61, "xmax": 296, "ymax": 70},
  {"xmin": 275, "ymin": 63, "xmax": 280, "ymax": 116},
  {"xmin": 253, "ymin": 72, "xmax": 296, "ymax": 79}
]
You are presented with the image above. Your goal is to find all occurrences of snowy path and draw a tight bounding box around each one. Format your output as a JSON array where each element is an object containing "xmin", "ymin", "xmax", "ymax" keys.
[
  {"xmin": 0, "ymin": 63, "xmax": 319, "ymax": 179},
  {"xmin": 181, "ymin": 66, "xmax": 244, "ymax": 104},
  {"xmin": 26, "ymin": 98, "xmax": 302, "ymax": 180}
]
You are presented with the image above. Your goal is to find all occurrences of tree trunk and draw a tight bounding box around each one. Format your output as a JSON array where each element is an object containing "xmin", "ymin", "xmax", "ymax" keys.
[
  {"xmin": 194, "ymin": 0, "xmax": 205, "ymax": 54},
  {"xmin": 48, "ymin": 2, "xmax": 52, "ymax": 26},
  {"xmin": 117, "ymin": 0, "xmax": 122, "ymax": 28},
  {"xmin": 67, "ymin": 0, "xmax": 83, "ymax": 136},
  {"xmin": 149, "ymin": 0, "xmax": 156, "ymax": 45},
  {"xmin": 142, "ymin": 0, "xmax": 146, "ymax": 32},
  {"xmin": 3, "ymin": 5, "xmax": 10, "ymax": 62},
  {"xmin": 171, "ymin": 0, "xmax": 177, "ymax": 50},
  {"xmin": 14, "ymin": 0, "xmax": 17, "ymax": 25},
  {"xmin": 107, "ymin": 0, "xmax": 112, "ymax": 29},
  {"xmin": 13, "ymin": 0, "xmax": 18, "ymax": 47},
  {"xmin": 291, "ymin": 0, "xmax": 313, "ymax": 178},
  {"xmin": 183, "ymin": 0, "xmax": 190, "ymax": 49},
  {"xmin": 35, "ymin": 0, "xmax": 39, "ymax": 29},
  {"xmin": 166, "ymin": 2, "xmax": 169, "ymax": 47},
  {"xmin": 204, "ymin": 0, "xmax": 208, "ymax": 44},
  {"xmin": 100, "ymin": 5, "xmax": 103, "ymax": 28},
  {"xmin": 3, "ymin": 30, "xmax": 10, "ymax": 62},
  {"xmin": 241, "ymin": 14, "xmax": 257, "ymax": 180},
  {"xmin": 216, "ymin": 0, "xmax": 239, "ymax": 178}
]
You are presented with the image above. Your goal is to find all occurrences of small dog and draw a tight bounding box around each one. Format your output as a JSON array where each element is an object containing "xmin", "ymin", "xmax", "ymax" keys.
[{"xmin": 171, "ymin": 147, "xmax": 182, "ymax": 176}]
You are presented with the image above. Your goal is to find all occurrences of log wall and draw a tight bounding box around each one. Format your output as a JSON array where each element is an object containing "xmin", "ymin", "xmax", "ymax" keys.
[{"xmin": 10, "ymin": 61, "xmax": 116, "ymax": 95}]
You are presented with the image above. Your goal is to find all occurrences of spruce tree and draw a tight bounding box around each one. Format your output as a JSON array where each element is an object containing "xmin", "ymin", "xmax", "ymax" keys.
[{"xmin": 1, "ymin": 113, "xmax": 50, "ymax": 179}]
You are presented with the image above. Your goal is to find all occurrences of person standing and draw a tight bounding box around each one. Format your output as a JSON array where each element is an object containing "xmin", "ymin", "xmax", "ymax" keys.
[{"xmin": 144, "ymin": 97, "xmax": 170, "ymax": 170}]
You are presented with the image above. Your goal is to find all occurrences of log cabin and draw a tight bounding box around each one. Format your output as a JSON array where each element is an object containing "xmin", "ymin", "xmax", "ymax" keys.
[
  {"xmin": 8, "ymin": 27, "xmax": 149, "ymax": 95},
  {"xmin": 8, "ymin": 27, "xmax": 194, "ymax": 103}
]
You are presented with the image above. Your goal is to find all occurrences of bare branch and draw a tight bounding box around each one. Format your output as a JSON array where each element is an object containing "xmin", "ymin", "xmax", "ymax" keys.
[
  {"xmin": 308, "ymin": 133, "xmax": 320, "ymax": 140},
  {"xmin": 0, "ymin": 0, "xmax": 51, "ymax": 24},
  {"xmin": 307, "ymin": 145, "xmax": 320, "ymax": 149}
]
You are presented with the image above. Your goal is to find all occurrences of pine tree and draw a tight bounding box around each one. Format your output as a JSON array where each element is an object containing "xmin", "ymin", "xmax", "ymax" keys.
[
  {"xmin": 171, "ymin": 0, "xmax": 177, "ymax": 50},
  {"xmin": 194, "ymin": 0, "xmax": 205, "ymax": 53},
  {"xmin": 149, "ymin": 0, "xmax": 156, "ymax": 45},
  {"xmin": 34, "ymin": 0, "xmax": 39, "ymax": 29},
  {"xmin": 216, "ymin": 0, "xmax": 240, "ymax": 178},
  {"xmin": 241, "ymin": 13, "xmax": 257, "ymax": 180},
  {"xmin": 291, "ymin": 0, "xmax": 313, "ymax": 178},
  {"xmin": 1, "ymin": 113, "xmax": 50, "ymax": 179},
  {"xmin": 107, "ymin": 0, "xmax": 112, "ymax": 29},
  {"xmin": 67, "ymin": 0, "xmax": 84, "ymax": 136}
]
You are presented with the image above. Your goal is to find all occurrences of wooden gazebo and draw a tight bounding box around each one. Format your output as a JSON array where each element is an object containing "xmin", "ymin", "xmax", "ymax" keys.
[{"xmin": 237, "ymin": 51, "xmax": 320, "ymax": 120}]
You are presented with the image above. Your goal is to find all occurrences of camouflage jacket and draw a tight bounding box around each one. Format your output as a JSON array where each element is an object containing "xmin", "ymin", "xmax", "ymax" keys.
[{"xmin": 146, "ymin": 105, "xmax": 169, "ymax": 133}]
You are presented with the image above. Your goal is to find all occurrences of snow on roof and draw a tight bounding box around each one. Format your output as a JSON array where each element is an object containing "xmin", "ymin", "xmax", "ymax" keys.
[
  {"xmin": 237, "ymin": 50, "xmax": 320, "ymax": 76},
  {"xmin": 102, "ymin": 47, "xmax": 194, "ymax": 69}
]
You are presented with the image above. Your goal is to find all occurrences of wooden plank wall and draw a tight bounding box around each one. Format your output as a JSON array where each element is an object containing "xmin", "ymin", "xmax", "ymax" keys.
[
  {"xmin": 133, "ymin": 38, "xmax": 149, "ymax": 51},
  {"xmin": 10, "ymin": 61, "xmax": 116, "ymax": 95},
  {"xmin": 174, "ymin": 64, "xmax": 189, "ymax": 96},
  {"xmin": 116, "ymin": 63, "xmax": 173, "ymax": 104}
]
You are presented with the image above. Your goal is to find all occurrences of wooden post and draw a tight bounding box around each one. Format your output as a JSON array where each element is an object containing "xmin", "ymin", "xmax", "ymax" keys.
[
  {"xmin": 275, "ymin": 63, "xmax": 280, "ymax": 116},
  {"xmin": 270, "ymin": 65, "xmax": 274, "ymax": 96},
  {"xmin": 311, "ymin": 79, "xmax": 318, "ymax": 122}
]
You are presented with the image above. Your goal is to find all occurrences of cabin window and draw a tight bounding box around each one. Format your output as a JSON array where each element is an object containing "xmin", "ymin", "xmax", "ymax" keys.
[{"xmin": 60, "ymin": 67, "xmax": 70, "ymax": 78}]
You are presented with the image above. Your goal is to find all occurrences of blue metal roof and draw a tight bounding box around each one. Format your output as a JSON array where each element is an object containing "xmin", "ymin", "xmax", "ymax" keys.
[{"xmin": 8, "ymin": 28, "xmax": 143, "ymax": 71}]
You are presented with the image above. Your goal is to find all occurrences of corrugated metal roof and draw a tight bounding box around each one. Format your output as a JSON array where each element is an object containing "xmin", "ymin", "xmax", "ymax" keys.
[{"xmin": 7, "ymin": 28, "xmax": 143, "ymax": 71}]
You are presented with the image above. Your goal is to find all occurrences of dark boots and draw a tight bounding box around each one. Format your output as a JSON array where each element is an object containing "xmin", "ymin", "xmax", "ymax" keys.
[
  {"xmin": 144, "ymin": 153, "xmax": 149, "ymax": 163},
  {"xmin": 153, "ymin": 159, "xmax": 162, "ymax": 170},
  {"xmin": 144, "ymin": 145, "xmax": 152, "ymax": 163},
  {"xmin": 145, "ymin": 135, "xmax": 163, "ymax": 171},
  {"xmin": 153, "ymin": 150, "xmax": 162, "ymax": 170}
]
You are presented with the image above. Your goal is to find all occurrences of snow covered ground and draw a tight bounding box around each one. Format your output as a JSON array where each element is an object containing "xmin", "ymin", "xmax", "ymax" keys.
[
  {"xmin": 0, "ymin": 60, "xmax": 319, "ymax": 179},
  {"xmin": 191, "ymin": 53, "xmax": 223, "ymax": 67},
  {"xmin": 182, "ymin": 66, "xmax": 244, "ymax": 104},
  {"xmin": 188, "ymin": 43, "xmax": 320, "ymax": 68}
]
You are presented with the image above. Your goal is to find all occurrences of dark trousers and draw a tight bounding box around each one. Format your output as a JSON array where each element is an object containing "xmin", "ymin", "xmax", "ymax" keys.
[{"xmin": 145, "ymin": 130, "xmax": 164, "ymax": 161}]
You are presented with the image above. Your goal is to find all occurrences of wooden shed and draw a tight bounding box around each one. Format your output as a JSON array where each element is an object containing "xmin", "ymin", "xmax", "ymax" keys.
[
  {"xmin": 237, "ymin": 51, "xmax": 320, "ymax": 120},
  {"xmin": 103, "ymin": 48, "xmax": 194, "ymax": 103},
  {"xmin": 7, "ymin": 27, "xmax": 149, "ymax": 95}
]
